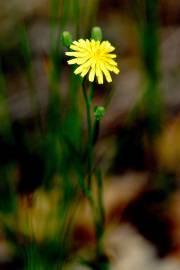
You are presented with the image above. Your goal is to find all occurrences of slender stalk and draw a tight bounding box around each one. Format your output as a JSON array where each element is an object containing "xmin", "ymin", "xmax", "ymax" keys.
[
  {"xmin": 95, "ymin": 170, "xmax": 105, "ymax": 250},
  {"xmin": 82, "ymin": 80, "xmax": 92, "ymax": 138},
  {"xmin": 92, "ymin": 119, "xmax": 100, "ymax": 146},
  {"xmin": 81, "ymin": 79, "xmax": 108, "ymax": 268},
  {"xmin": 82, "ymin": 80, "xmax": 93, "ymax": 187},
  {"xmin": 89, "ymin": 84, "xmax": 94, "ymax": 104}
]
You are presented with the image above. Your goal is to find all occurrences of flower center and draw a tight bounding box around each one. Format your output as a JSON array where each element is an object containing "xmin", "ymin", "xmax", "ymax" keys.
[{"xmin": 93, "ymin": 48, "xmax": 101, "ymax": 60}]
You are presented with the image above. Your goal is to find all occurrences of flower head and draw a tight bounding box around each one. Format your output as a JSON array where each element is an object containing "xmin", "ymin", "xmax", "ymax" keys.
[{"xmin": 65, "ymin": 39, "xmax": 120, "ymax": 84}]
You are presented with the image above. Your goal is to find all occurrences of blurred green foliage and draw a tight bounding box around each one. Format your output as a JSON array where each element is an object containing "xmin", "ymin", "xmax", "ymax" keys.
[{"xmin": 0, "ymin": 0, "xmax": 168, "ymax": 269}]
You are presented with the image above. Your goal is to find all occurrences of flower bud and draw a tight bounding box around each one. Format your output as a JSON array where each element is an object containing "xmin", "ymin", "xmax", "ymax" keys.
[
  {"xmin": 61, "ymin": 31, "xmax": 73, "ymax": 48},
  {"xmin": 94, "ymin": 106, "xmax": 105, "ymax": 121},
  {"xmin": 91, "ymin": 26, "xmax": 103, "ymax": 41}
]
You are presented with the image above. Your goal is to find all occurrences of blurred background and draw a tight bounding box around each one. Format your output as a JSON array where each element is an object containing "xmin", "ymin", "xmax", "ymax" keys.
[{"xmin": 0, "ymin": 0, "xmax": 180, "ymax": 269}]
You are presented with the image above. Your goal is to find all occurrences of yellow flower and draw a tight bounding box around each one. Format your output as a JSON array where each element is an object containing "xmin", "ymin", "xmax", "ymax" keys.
[{"xmin": 65, "ymin": 39, "xmax": 120, "ymax": 84}]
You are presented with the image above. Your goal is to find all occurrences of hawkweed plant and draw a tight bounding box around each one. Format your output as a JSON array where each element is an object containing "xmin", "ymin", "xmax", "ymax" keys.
[{"xmin": 63, "ymin": 26, "xmax": 120, "ymax": 269}]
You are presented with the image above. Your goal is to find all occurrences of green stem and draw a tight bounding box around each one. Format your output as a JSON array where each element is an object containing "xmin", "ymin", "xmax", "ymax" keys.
[
  {"xmin": 92, "ymin": 119, "xmax": 100, "ymax": 146},
  {"xmin": 82, "ymin": 80, "xmax": 92, "ymax": 187},
  {"xmin": 96, "ymin": 170, "xmax": 105, "ymax": 244},
  {"xmin": 82, "ymin": 81, "xmax": 107, "ymax": 267},
  {"xmin": 89, "ymin": 84, "xmax": 94, "ymax": 104},
  {"xmin": 82, "ymin": 80, "xmax": 92, "ymax": 137}
]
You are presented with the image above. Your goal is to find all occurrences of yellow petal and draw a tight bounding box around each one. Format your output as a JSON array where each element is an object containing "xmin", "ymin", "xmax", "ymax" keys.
[
  {"xmin": 101, "ymin": 41, "xmax": 115, "ymax": 52},
  {"xmin": 112, "ymin": 66, "xmax": 120, "ymax": 74},
  {"xmin": 103, "ymin": 62, "xmax": 119, "ymax": 73},
  {"xmin": 76, "ymin": 57, "xmax": 90, "ymax": 65},
  {"xmin": 96, "ymin": 64, "xmax": 103, "ymax": 84},
  {"xmin": 74, "ymin": 59, "xmax": 93, "ymax": 74},
  {"xmin": 100, "ymin": 64, "xmax": 112, "ymax": 83},
  {"xmin": 89, "ymin": 67, "xmax": 96, "ymax": 82},
  {"xmin": 70, "ymin": 44, "xmax": 86, "ymax": 52},
  {"xmin": 74, "ymin": 65, "xmax": 84, "ymax": 75},
  {"xmin": 102, "ymin": 57, "xmax": 118, "ymax": 66},
  {"xmin": 97, "ymin": 76, "xmax": 103, "ymax": 84},
  {"xmin": 108, "ymin": 54, "xmax": 117, "ymax": 58},
  {"xmin": 83, "ymin": 58, "xmax": 94, "ymax": 68},
  {"xmin": 65, "ymin": 51, "xmax": 88, "ymax": 57},
  {"xmin": 80, "ymin": 67, "xmax": 90, "ymax": 77},
  {"xmin": 67, "ymin": 58, "xmax": 78, "ymax": 65}
]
